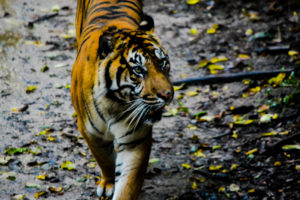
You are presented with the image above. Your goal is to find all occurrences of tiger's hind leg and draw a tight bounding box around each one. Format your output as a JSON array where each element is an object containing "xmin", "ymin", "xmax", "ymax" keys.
[{"xmin": 112, "ymin": 132, "xmax": 152, "ymax": 200}]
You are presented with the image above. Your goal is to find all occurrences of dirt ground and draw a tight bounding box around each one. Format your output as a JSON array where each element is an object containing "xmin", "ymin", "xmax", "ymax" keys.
[{"xmin": 0, "ymin": 0, "xmax": 300, "ymax": 199}]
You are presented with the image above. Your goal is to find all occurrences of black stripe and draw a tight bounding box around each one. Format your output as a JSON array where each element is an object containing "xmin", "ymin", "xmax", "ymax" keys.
[
  {"xmin": 81, "ymin": 88, "xmax": 104, "ymax": 135},
  {"xmin": 105, "ymin": 60, "xmax": 113, "ymax": 90},
  {"xmin": 89, "ymin": 14, "xmax": 139, "ymax": 26},
  {"xmin": 92, "ymin": 91, "xmax": 107, "ymax": 123},
  {"xmin": 116, "ymin": 66, "xmax": 126, "ymax": 88},
  {"xmin": 87, "ymin": 1, "xmax": 111, "ymax": 16},
  {"xmin": 118, "ymin": 135, "xmax": 148, "ymax": 146},
  {"xmin": 119, "ymin": 129, "xmax": 135, "ymax": 139},
  {"xmin": 88, "ymin": 6, "xmax": 120, "ymax": 16},
  {"xmin": 82, "ymin": 26, "xmax": 102, "ymax": 38},
  {"xmin": 77, "ymin": 35, "xmax": 90, "ymax": 56},
  {"xmin": 117, "ymin": 0, "xmax": 141, "ymax": 13},
  {"xmin": 122, "ymin": 4, "xmax": 142, "ymax": 17}
]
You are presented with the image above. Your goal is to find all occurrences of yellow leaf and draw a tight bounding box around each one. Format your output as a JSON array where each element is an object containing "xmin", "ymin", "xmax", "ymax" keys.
[
  {"xmin": 288, "ymin": 50, "xmax": 298, "ymax": 56},
  {"xmin": 186, "ymin": 0, "xmax": 200, "ymax": 5},
  {"xmin": 12, "ymin": 194, "xmax": 25, "ymax": 200},
  {"xmin": 208, "ymin": 64, "xmax": 224, "ymax": 71},
  {"xmin": 243, "ymin": 79, "xmax": 251, "ymax": 85},
  {"xmin": 230, "ymin": 164, "xmax": 239, "ymax": 171},
  {"xmin": 34, "ymin": 191, "xmax": 46, "ymax": 199},
  {"xmin": 245, "ymin": 148, "xmax": 258, "ymax": 155},
  {"xmin": 182, "ymin": 163, "xmax": 191, "ymax": 169},
  {"xmin": 195, "ymin": 59, "xmax": 209, "ymax": 69},
  {"xmin": 60, "ymin": 161, "xmax": 76, "ymax": 170},
  {"xmin": 46, "ymin": 136, "xmax": 56, "ymax": 142},
  {"xmin": 260, "ymin": 131, "xmax": 276, "ymax": 137},
  {"xmin": 193, "ymin": 149, "xmax": 206, "ymax": 158},
  {"xmin": 210, "ymin": 56, "xmax": 228, "ymax": 63},
  {"xmin": 238, "ymin": 54, "xmax": 251, "ymax": 60},
  {"xmin": 232, "ymin": 131, "xmax": 238, "ymax": 139},
  {"xmin": 295, "ymin": 165, "xmax": 300, "ymax": 170},
  {"xmin": 282, "ymin": 144, "xmax": 300, "ymax": 150},
  {"xmin": 26, "ymin": 85, "xmax": 37, "ymax": 93},
  {"xmin": 190, "ymin": 28, "xmax": 197, "ymax": 35},
  {"xmin": 273, "ymin": 161, "xmax": 281, "ymax": 166},
  {"xmin": 245, "ymin": 29, "xmax": 253, "ymax": 36},
  {"xmin": 173, "ymin": 84, "xmax": 185, "ymax": 91},
  {"xmin": 207, "ymin": 28, "xmax": 217, "ymax": 34},
  {"xmin": 177, "ymin": 94, "xmax": 184, "ymax": 100},
  {"xmin": 37, "ymin": 174, "xmax": 47, "ymax": 180},
  {"xmin": 12, "ymin": 108, "xmax": 19, "ymax": 113},
  {"xmin": 248, "ymin": 188, "xmax": 255, "ymax": 193},
  {"xmin": 209, "ymin": 165, "xmax": 223, "ymax": 171},
  {"xmin": 188, "ymin": 124, "xmax": 198, "ymax": 130},
  {"xmin": 192, "ymin": 181, "xmax": 197, "ymax": 190},
  {"xmin": 87, "ymin": 162, "xmax": 96, "ymax": 168},
  {"xmin": 242, "ymin": 93, "xmax": 248, "ymax": 98},
  {"xmin": 186, "ymin": 90, "xmax": 198, "ymax": 97},
  {"xmin": 212, "ymin": 24, "xmax": 219, "ymax": 29},
  {"xmin": 279, "ymin": 131, "xmax": 289, "ymax": 135},
  {"xmin": 24, "ymin": 40, "xmax": 44, "ymax": 47},
  {"xmin": 218, "ymin": 186, "xmax": 226, "ymax": 192},
  {"xmin": 249, "ymin": 86, "xmax": 261, "ymax": 93},
  {"xmin": 268, "ymin": 73, "xmax": 286, "ymax": 85}
]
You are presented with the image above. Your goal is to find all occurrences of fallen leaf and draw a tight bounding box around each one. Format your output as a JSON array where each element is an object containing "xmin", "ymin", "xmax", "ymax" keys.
[
  {"xmin": 245, "ymin": 148, "xmax": 258, "ymax": 155},
  {"xmin": 193, "ymin": 149, "xmax": 206, "ymax": 158},
  {"xmin": 245, "ymin": 29, "xmax": 253, "ymax": 36},
  {"xmin": 34, "ymin": 191, "xmax": 47, "ymax": 199},
  {"xmin": 248, "ymin": 188, "xmax": 255, "ymax": 193},
  {"xmin": 186, "ymin": 0, "xmax": 200, "ymax": 5},
  {"xmin": 208, "ymin": 64, "xmax": 224, "ymax": 74},
  {"xmin": 260, "ymin": 131, "xmax": 276, "ymax": 137},
  {"xmin": 257, "ymin": 104, "xmax": 270, "ymax": 113},
  {"xmin": 288, "ymin": 50, "xmax": 299, "ymax": 56},
  {"xmin": 209, "ymin": 165, "xmax": 223, "ymax": 171},
  {"xmin": 260, "ymin": 113, "xmax": 278, "ymax": 123},
  {"xmin": 198, "ymin": 115, "xmax": 214, "ymax": 122},
  {"xmin": 37, "ymin": 174, "xmax": 47, "ymax": 180},
  {"xmin": 230, "ymin": 164, "xmax": 239, "ymax": 171},
  {"xmin": 282, "ymin": 144, "xmax": 300, "ymax": 150},
  {"xmin": 40, "ymin": 65, "xmax": 49, "ymax": 72},
  {"xmin": 190, "ymin": 28, "xmax": 197, "ymax": 35},
  {"xmin": 218, "ymin": 186, "xmax": 226, "ymax": 192},
  {"xmin": 12, "ymin": 194, "xmax": 25, "ymax": 200},
  {"xmin": 173, "ymin": 84, "xmax": 185, "ymax": 91},
  {"xmin": 5, "ymin": 147, "xmax": 26, "ymax": 156},
  {"xmin": 192, "ymin": 181, "xmax": 197, "ymax": 190},
  {"xmin": 268, "ymin": 73, "xmax": 286, "ymax": 86},
  {"xmin": 186, "ymin": 90, "xmax": 198, "ymax": 97},
  {"xmin": 149, "ymin": 158, "xmax": 160, "ymax": 164},
  {"xmin": 187, "ymin": 124, "xmax": 198, "ymax": 130},
  {"xmin": 273, "ymin": 161, "xmax": 281, "ymax": 166},
  {"xmin": 212, "ymin": 145, "xmax": 222, "ymax": 150},
  {"xmin": 182, "ymin": 163, "xmax": 191, "ymax": 169},
  {"xmin": 195, "ymin": 59, "xmax": 209, "ymax": 69},
  {"xmin": 60, "ymin": 161, "xmax": 76, "ymax": 170},
  {"xmin": 26, "ymin": 85, "xmax": 37, "ymax": 93},
  {"xmin": 26, "ymin": 183, "xmax": 41, "ymax": 189},
  {"xmin": 210, "ymin": 56, "xmax": 228, "ymax": 63},
  {"xmin": 162, "ymin": 108, "xmax": 178, "ymax": 117}
]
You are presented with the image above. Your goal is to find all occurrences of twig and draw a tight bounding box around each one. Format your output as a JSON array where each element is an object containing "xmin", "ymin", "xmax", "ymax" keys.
[
  {"xmin": 27, "ymin": 13, "xmax": 59, "ymax": 27},
  {"xmin": 172, "ymin": 69, "xmax": 294, "ymax": 86}
]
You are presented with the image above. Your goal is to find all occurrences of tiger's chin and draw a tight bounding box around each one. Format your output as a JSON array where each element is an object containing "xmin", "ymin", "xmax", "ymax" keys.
[{"xmin": 143, "ymin": 108, "xmax": 163, "ymax": 125}]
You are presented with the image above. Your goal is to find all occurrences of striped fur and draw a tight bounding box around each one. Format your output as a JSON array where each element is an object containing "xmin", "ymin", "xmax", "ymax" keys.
[{"xmin": 71, "ymin": 0, "xmax": 173, "ymax": 199}]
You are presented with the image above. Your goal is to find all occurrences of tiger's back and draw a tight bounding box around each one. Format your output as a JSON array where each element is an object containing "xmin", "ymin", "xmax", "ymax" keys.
[{"xmin": 71, "ymin": 0, "xmax": 173, "ymax": 199}]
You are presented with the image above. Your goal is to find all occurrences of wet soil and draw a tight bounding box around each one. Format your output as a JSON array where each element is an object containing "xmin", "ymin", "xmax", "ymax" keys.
[{"xmin": 0, "ymin": 0, "xmax": 300, "ymax": 200}]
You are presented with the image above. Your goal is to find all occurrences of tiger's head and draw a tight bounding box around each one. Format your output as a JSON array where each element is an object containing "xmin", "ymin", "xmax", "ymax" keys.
[{"xmin": 97, "ymin": 26, "xmax": 173, "ymax": 125}]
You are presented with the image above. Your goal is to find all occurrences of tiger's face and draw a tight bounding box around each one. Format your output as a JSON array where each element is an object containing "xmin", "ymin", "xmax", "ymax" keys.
[{"xmin": 99, "ymin": 31, "xmax": 173, "ymax": 124}]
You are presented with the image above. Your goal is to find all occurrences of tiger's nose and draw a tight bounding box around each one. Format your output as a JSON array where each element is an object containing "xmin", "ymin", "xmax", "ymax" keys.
[{"xmin": 157, "ymin": 91, "xmax": 173, "ymax": 103}]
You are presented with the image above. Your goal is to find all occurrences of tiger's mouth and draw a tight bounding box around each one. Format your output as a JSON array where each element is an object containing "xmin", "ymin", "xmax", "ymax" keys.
[{"xmin": 144, "ymin": 107, "xmax": 164, "ymax": 124}]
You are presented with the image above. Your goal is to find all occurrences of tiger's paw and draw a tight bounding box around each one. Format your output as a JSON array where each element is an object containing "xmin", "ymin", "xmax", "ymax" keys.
[{"xmin": 96, "ymin": 179, "xmax": 114, "ymax": 199}]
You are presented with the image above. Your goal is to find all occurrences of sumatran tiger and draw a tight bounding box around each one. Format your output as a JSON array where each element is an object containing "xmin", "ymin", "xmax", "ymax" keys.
[{"xmin": 71, "ymin": 0, "xmax": 173, "ymax": 199}]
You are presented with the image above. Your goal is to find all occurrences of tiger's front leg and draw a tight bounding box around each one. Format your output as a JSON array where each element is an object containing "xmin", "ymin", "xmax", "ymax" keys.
[{"xmin": 112, "ymin": 132, "xmax": 152, "ymax": 200}]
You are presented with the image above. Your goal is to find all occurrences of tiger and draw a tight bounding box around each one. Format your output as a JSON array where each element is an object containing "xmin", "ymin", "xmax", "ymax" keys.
[{"xmin": 71, "ymin": 0, "xmax": 174, "ymax": 199}]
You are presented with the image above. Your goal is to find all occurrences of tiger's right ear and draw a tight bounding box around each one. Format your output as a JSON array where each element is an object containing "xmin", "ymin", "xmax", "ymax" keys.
[
  {"xmin": 98, "ymin": 34, "xmax": 115, "ymax": 59},
  {"xmin": 139, "ymin": 14, "xmax": 154, "ymax": 34}
]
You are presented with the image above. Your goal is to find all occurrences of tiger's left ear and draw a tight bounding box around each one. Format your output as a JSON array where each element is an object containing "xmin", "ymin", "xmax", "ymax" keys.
[{"xmin": 139, "ymin": 14, "xmax": 154, "ymax": 34}]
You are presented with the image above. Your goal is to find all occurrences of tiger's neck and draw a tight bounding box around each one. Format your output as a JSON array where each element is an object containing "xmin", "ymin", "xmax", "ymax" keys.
[{"xmin": 76, "ymin": 0, "xmax": 144, "ymax": 42}]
